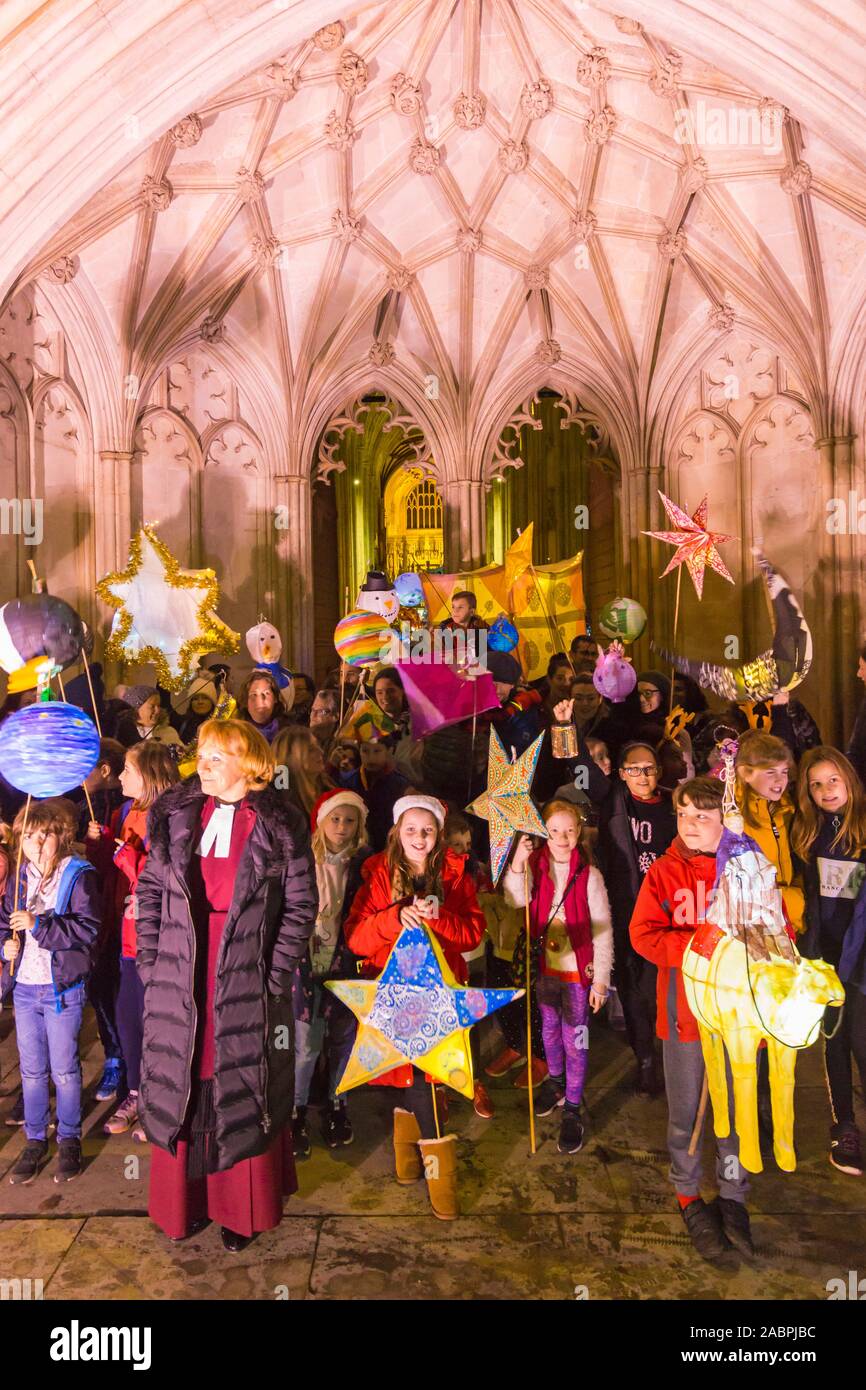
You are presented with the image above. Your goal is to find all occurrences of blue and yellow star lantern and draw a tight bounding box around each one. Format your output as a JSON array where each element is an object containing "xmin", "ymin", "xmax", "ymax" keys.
[
  {"xmin": 466, "ymin": 727, "xmax": 548, "ymax": 884},
  {"xmin": 326, "ymin": 923, "xmax": 523, "ymax": 1099}
]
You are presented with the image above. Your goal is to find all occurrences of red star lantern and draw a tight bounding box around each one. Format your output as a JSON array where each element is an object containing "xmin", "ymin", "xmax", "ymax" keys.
[{"xmin": 643, "ymin": 492, "xmax": 735, "ymax": 600}]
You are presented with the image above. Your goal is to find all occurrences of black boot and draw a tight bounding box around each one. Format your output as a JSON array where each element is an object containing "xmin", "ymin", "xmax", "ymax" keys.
[
  {"xmin": 716, "ymin": 1197, "xmax": 755, "ymax": 1257},
  {"xmin": 292, "ymin": 1106, "xmax": 311, "ymax": 1160},
  {"xmin": 680, "ymin": 1197, "xmax": 728, "ymax": 1261}
]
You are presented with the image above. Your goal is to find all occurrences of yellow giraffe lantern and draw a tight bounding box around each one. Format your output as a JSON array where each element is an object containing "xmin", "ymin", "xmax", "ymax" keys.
[{"xmin": 682, "ymin": 834, "xmax": 843, "ymax": 1174}]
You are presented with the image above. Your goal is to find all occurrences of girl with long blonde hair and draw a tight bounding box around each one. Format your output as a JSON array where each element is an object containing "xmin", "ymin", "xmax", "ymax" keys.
[{"xmin": 794, "ymin": 746, "xmax": 866, "ymax": 1178}]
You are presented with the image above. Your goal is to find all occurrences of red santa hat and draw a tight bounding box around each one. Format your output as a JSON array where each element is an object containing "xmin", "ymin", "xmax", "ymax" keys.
[{"xmin": 310, "ymin": 788, "xmax": 369, "ymax": 833}]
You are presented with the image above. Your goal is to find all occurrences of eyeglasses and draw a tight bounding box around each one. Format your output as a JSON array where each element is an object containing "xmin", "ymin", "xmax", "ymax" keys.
[{"xmin": 622, "ymin": 765, "xmax": 657, "ymax": 777}]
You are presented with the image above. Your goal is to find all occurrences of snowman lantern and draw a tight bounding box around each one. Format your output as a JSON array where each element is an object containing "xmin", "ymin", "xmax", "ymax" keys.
[
  {"xmin": 355, "ymin": 571, "xmax": 400, "ymax": 626},
  {"xmin": 245, "ymin": 621, "xmax": 294, "ymax": 710}
]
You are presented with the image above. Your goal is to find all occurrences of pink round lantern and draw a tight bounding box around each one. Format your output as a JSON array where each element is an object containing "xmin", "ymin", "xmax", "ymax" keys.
[{"xmin": 593, "ymin": 642, "xmax": 636, "ymax": 703}]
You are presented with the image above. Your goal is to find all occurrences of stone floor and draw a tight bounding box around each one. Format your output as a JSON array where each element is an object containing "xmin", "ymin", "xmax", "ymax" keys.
[{"xmin": 0, "ymin": 1006, "xmax": 863, "ymax": 1301}]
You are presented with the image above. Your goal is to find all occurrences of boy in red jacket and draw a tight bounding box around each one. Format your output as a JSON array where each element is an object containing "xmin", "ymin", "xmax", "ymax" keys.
[{"xmin": 629, "ymin": 775, "xmax": 753, "ymax": 1261}]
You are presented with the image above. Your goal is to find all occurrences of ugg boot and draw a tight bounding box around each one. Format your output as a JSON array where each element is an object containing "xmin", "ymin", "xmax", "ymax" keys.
[
  {"xmin": 393, "ymin": 1108, "xmax": 423, "ymax": 1184},
  {"xmin": 418, "ymin": 1135, "xmax": 459, "ymax": 1220}
]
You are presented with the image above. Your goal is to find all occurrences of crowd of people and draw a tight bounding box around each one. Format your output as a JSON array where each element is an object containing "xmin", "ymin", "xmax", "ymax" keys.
[{"xmin": 0, "ymin": 587, "xmax": 864, "ymax": 1265}]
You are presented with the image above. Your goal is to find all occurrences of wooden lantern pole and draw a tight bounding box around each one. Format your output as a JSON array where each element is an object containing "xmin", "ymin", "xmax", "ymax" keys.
[{"xmin": 524, "ymin": 862, "xmax": 537, "ymax": 1156}]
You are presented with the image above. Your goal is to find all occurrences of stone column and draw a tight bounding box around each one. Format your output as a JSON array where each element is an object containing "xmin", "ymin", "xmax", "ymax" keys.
[
  {"xmin": 441, "ymin": 478, "xmax": 487, "ymax": 570},
  {"xmin": 274, "ymin": 472, "xmax": 315, "ymax": 673},
  {"xmin": 95, "ymin": 450, "xmax": 132, "ymax": 684},
  {"xmin": 817, "ymin": 435, "xmax": 861, "ymax": 745}
]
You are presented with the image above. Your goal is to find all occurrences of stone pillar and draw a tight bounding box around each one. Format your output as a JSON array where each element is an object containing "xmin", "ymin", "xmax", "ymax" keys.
[
  {"xmin": 441, "ymin": 478, "xmax": 487, "ymax": 570},
  {"xmin": 624, "ymin": 459, "xmax": 659, "ymax": 672},
  {"xmin": 817, "ymin": 435, "xmax": 861, "ymax": 745},
  {"xmin": 95, "ymin": 450, "xmax": 132, "ymax": 683},
  {"xmin": 274, "ymin": 472, "xmax": 314, "ymax": 673}
]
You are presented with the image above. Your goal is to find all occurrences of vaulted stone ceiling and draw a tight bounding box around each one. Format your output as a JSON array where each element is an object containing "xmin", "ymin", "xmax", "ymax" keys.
[{"xmin": 12, "ymin": 0, "xmax": 866, "ymax": 478}]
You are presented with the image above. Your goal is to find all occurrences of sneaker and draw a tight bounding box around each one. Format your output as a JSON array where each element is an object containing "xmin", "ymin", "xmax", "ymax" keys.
[
  {"xmin": 716, "ymin": 1196, "xmax": 755, "ymax": 1257},
  {"xmin": 558, "ymin": 1106, "xmax": 584, "ymax": 1154},
  {"xmin": 292, "ymin": 1107, "xmax": 311, "ymax": 1160},
  {"xmin": 830, "ymin": 1123, "xmax": 864, "ymax": 1177},
  {"xmin": 473, "ymin": 1082, "xmax": 495, "ymax": 1119},
  {"xmin": 104, "ymin": 1091, "xmax": 138, "ymax": 1135},
  {"xmin": 324, "ymin": 1101, "xmax": 353, "ymax": 1149},
  {"xmin": 4, "ymin": 1092, "xmax": 24, "ymax": 1127},
  {"xmin": 513, "ymin": 1056, "xmax": 548, "ymax": 1090},
  {"xmin": 131, "ymin": 1125, "xmax": 148, "ymax": 1144},
  {"xmin": 484, "ymin": 1046, "xmax": 525, "ymax": 1078},
  {"xmin": 534, "ymin": 1076, "xmax": 565, "ymax": 1117},
  {"xmin": 54, "ymin": 1139, "xmax": 82, "ymax": 1183},
  {"xmin": 9, "ymin": 1139, "xmax": 49, "ymax": 1185},
  {"xmin": 95, "ymin": 1058, "xmax": 124, "ymax": 1103},
  {"xmin": 680, "ymin": 1197, "xmax": 728, "ymax": 1261}
]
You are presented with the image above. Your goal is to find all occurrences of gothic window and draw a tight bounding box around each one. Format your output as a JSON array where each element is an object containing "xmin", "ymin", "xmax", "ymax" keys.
[{"xmin": 406, "ymin": 478, "xmax": 442, "ymax": 531}]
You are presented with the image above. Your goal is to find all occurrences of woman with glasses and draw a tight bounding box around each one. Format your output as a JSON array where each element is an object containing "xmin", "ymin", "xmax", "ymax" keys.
[{"xmin": 597, "ymin": 741, "xmax": 676, "ymax": 1096}]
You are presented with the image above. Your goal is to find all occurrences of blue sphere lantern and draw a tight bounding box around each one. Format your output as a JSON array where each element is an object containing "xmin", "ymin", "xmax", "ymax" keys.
[
  {"xmin": 0, "ymin": 701, "xmax": 101, "ymax": 797},
  {"xmin": 488, "ymin": 613, "xmax": 519, "ymax": 652}
]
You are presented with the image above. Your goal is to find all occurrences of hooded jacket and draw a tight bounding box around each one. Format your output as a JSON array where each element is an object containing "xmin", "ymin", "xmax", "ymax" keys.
[
  {"xmin": 0, "ymin": 856, "xmax": 99, "ymax": 1000},
  {"xmin": 135, "ymin": 778, "xmax": 318, "ymax": 1170},
  {"xmin": 735, "ymin": 787, "xmax": 805, "ymax": 933}
]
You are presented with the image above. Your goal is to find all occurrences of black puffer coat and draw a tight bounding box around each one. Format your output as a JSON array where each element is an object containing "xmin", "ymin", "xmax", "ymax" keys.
[{"xmin": 135, "ymin": 778, "xmax": 318, "ymax": 1171}]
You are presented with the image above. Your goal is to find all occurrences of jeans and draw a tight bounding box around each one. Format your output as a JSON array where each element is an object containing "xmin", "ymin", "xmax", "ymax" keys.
[
  {"xmin": 294, "ymin": 979, "xmax": 356, "ymax": 1107},
  {"xmin": 13, "ymin": 981, "xmax": 85, "ymax": 1141},
  {"xmin": 824, "ymin": 981, "xmax": 866, "ymax": 1127},
  {"xmin": 537, "ymin": 972, "xmax": 590, "ymax": 1106}
]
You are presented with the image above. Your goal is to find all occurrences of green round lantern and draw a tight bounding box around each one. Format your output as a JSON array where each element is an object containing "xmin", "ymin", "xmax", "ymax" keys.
[{"xmin": 597, "ymin": 596, "xmax": 647, "ymax": 644}]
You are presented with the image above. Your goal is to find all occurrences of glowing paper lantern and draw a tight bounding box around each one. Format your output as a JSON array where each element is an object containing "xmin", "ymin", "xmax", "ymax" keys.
[
  {"xmin": 327, "ymin": 923, "xmax": 522, "ymax": 1098},
  {"xmin": 0, "ymin": 701, "xmax": 100, "ymax": 796},
  {"xmin": 681, "ymin": 835, "xmax": 843, "ymax": 1173},
  {"xmin": 592, "ymin": 642, "xmax": 636, "ymax": 703},
  {"xmin": 0, "ymin": 595, "xmax": 86, "ymax": 692},
  {"xmin": 597, "ymin": 596, "xmax": 647, "ymax": 644},
  {"xmin": 394, "ymin": 572, "xmax": 424, "ymax": 608},
  {"xmin": 96, "ymin": 525, "xmax": 239, "ymax": 692},
  {"xmin": 488, "ymin": 614, "xmax": 519, "ymax": 652},
  {"xmin": 334, "ymin": 609, "xmax": 392, "ymax": 667}
]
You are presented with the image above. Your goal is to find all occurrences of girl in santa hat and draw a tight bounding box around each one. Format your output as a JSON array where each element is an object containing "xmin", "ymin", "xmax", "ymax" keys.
[
  {"xmin": 291, "ymin": 789, "xmax": 372, "ymax": 1159},
  {"xmin": 343, "ymin": 794, "xmax": 486, "ymax": 1220}
]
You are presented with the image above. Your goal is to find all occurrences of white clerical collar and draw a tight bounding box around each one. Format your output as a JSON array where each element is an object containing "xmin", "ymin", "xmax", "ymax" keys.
[{"xmin": 197, "ymin": 801, "xmax": 237, "ymax": 859}]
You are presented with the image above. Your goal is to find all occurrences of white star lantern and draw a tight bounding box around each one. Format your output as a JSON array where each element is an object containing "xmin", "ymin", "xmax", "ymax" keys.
[{"xmin": 97, "ymin": 526, "xmax": 239, "ymax": 691}]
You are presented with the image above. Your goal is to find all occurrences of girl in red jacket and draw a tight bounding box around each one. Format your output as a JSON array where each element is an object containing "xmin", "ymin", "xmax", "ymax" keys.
[
  {"xmin": 343, "ymin": 794, "xmax": 486, "ymax": 1219},
  {"xmin": 86, "ymin": 742, "xmax": 178, "ymax": 1140}
]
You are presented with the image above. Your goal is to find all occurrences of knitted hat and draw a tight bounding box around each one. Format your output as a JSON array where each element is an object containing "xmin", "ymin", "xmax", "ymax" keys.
[
  {"xmin": 392, "ymin": 794, "xmax": 447, "ymax": 829},
  {"xmin": 310, "ymin": 788, "xmax": 368, "ymax": 832},
  {"xmin": 487, "ymin": 650, "xmax": 521, "ymax": 685},
  {"xmin": 123, "ymin": 684, "xmax": 159, "ymax": 711}
]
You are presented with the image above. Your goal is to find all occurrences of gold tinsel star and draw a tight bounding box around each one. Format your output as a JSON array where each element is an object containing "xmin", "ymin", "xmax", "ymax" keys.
[{"xmin": 97, "ymin": 525, "xmax": 239, "ymax": 692}]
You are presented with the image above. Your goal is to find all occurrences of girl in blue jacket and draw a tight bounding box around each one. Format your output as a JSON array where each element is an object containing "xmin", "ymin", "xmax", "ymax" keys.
[{"xmin": 0, "ymin": 797, "xmax": 100, "ymax": 1186}]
